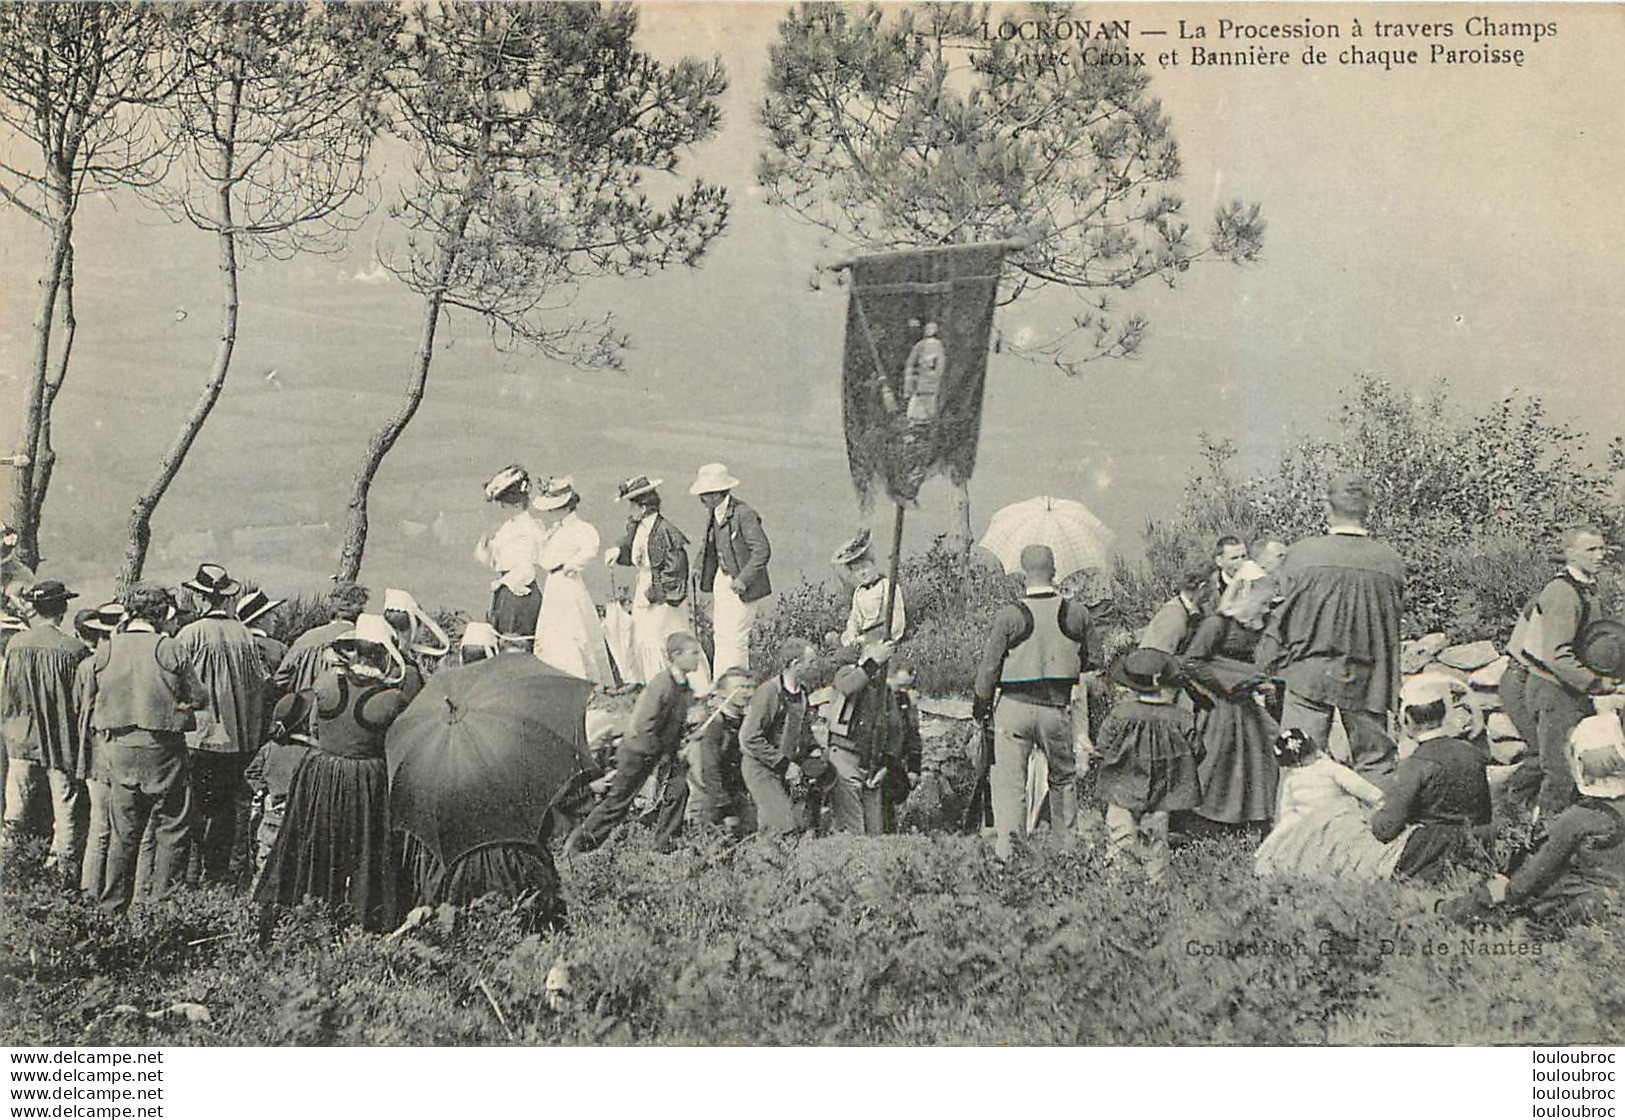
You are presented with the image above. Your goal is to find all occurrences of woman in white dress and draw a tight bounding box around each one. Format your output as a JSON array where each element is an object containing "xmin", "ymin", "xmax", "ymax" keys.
[{"xmin": 531, "ymin": 477, "xmax": 613, "ymax": 686}]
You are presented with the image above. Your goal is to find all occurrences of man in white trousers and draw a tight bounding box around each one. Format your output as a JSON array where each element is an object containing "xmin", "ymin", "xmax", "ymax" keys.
[{"xmin": 692, "ymin": 464, "xmax": 772, "ymax": 675}]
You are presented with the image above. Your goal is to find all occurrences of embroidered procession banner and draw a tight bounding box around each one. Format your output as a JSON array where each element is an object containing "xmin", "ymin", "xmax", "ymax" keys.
[{"xmin": 841, "ymin": 243, "xmax": 1008, "ymax": 508}]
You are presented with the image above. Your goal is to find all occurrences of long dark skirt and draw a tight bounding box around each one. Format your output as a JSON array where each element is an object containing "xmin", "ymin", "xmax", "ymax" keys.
[
  {"xmin": 490, "ymin": 583, "xmax": 542, "ymax": 639},
  {"xmin": 1195, "ymin": 697, "xmax": 1281, "ymax": 824},
  {"xmin": 398, "ymin": 831, "xmax": 565, "ymax": 932},
  {"xmin": 254, "ymin": 751, "xmax": 398, "ymax": 932}
]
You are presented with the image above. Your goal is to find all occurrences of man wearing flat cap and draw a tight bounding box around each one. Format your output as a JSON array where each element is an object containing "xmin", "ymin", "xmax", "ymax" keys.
[
  {"xmin": 1260, "ymin": 474, "xmax": 1405, "ymax": 782},
  {"xmin": 1, "ymin": 579, "xmax": 88, "ymax": 885},
  {"xmin": 175, "ymin": 563, "xmax": 268, "ymax": 885},
  {"xmin": 829, "ymin": 530, "xmax": 906, "ymax": 652},
  {"xmin": 692, "ymin": 463, "xmax": 772, "ymax": 675}
]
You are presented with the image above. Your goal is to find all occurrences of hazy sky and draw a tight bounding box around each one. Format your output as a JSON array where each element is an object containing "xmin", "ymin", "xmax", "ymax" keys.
[{"xmin": 2, "ymin": 2, "xmax": 1622, "ymax": 608}]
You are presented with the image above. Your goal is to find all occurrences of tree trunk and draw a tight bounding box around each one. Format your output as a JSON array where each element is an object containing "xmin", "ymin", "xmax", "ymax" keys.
[
  {"xmin": 334, "ymin": 138, "xmax": 486, "ymax": 584},
  {"xmin": 26, "ymin": 240, "xmax": 77, "ymax": 547},
  {"xmin": 117, "ymin": 188, "xmax": 240, "ymax": 592},
  {"xmin": 9, "ymin": 214, "xmax": 72, "ymax": 569},
  {"xmin": 334, "ymin": 288, "xmax": 446, "ymax": 582},
  {"xmin": 946, "ymin": 477, "xmax": 973, "ymax": 555}
]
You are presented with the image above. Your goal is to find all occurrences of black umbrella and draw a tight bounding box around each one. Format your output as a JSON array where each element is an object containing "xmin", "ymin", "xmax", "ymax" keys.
[{"xmin": 386, "ymin": 653, "xmax": 595, "ymax": 868}]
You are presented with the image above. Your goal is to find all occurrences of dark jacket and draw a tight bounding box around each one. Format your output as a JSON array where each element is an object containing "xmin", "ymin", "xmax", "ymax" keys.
[
  {"xmin": 699, "ymin": 498, "xmax": 772, "ymax": 603},
  {"xmin": 1370, "ymin": 735, "xmax": 1491, "ymax": 842},
  {"xmin": 740, "ymin": 678, "xmax": 814, "ymax": 772},
  {"xmin": 612, "ymin": 513, "xmax": 690, "ymax": 607},
  {"xmin": 624, "ymin": 668, "xmax": 693, "ymax": 758}
]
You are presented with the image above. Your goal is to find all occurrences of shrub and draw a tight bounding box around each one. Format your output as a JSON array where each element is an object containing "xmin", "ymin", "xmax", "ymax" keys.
[
  {"xmin": 5, "ymin": 826, "xmax": 1619, "ymax": 1046},
  {"xmin": 749, "ymin": 539, "xmax": 1021, "ymax": 694},
  {"xmin": 1118, "ymin": 375, "xmax": 1625, "ymax": 637}
]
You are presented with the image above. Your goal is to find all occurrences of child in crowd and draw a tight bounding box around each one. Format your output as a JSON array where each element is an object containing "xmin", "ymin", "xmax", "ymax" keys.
[
  {"xmin": 243, "ymin": 691, "xmax": 316, "ymax": 890},
  {"xmin": 1092, "ymin": 649, "xmax": 1203, "ymax": 884},
  {"xmin": 685, "ymin": 667, "xmax": 757, "ymax": 835},
  {"xmin": 1254, "ymin": 728, "xmax": 1412, "ymax": 881}
]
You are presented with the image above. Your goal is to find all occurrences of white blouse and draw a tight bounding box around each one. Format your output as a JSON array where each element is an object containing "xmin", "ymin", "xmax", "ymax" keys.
[
  {"xmin": 539, "ymin": 513, "xmax": 601, "ymax": 577},
  {"xmin": 477, "ymin": 511, "xmax": 549, "ymax": 594}
]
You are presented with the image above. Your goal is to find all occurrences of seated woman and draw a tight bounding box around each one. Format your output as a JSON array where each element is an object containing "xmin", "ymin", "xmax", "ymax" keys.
[
  {"xmin": 1441, "ymin": 714, "xmax": 1625, "ymax": 928},
  {"xmin": 1369, "ymin": 675, "xmax": 1492, "ymax": 882},
  {"xmin": 1254, "ymin": 728, "xmax": 1415, "ymax": 882}
]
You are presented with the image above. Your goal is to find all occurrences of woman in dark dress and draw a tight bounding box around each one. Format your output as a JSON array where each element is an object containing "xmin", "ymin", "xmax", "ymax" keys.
[
  {"xmin": 1184, "ymin": 562, "xmax": 1280, "ymax": 829},
  {"xmin": 255, "ymin": 614, "xmax": 408, "ymax": 932}
]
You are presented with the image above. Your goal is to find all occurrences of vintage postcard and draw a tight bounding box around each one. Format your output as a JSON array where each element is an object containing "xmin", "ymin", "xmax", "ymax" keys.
[{"xmin": 0, "ymin": 1, "xmax": 1622, "ymax": 1062}]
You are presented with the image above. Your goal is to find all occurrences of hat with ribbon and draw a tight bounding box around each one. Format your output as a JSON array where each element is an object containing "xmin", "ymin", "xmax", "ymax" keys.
[
  {"xmin": 21, "ymin": 579, "xmax": 77, "ymax": 606},
  {"xmin": 830, "ymin": 529, "xmax": 874, "ymax": 567},
  {"xmin": 616, "ymin": 475, "xmax": 662, "ymax": 503},
  {"xmin": 85, "ymin": 601, "xmax": 129, "ymax": 634},
  {"xmin": 235, "ymin": 589, "xmax": 285, "ymax": 628},
  {"xmin": 182, "ymin": 563, "xmax": 240, "ymax": 599},
  {"xmin": 484, "ymin": 465, "xmax": 531, "ymax": 503},
  {"xmin": 1111, "ymin": 647, "xmax": 1184, "ymax": 693},
  {"xmin": 532, "ymin": 475, "xmax": 578, "ymax": 512},
  {"xmin": 689, "ymin": 463, "xmax": 740, "ymax": 496}
]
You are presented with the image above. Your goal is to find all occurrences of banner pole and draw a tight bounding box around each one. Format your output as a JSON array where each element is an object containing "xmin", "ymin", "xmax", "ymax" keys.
[{"xmin": 884, "ymin": 501, "xmax": 904, "ymax": 641}]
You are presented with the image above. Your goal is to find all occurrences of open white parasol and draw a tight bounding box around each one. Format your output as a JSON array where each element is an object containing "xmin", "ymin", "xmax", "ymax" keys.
[{"xmin": 977, "ymin": 495, "xmax": 1115, "ymax": 579}]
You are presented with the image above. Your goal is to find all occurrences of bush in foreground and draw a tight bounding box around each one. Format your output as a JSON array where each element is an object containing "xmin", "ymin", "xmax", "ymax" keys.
[{"xmin": 4, "ymin": 826, "xmax": 1618, "ymax": 1047}]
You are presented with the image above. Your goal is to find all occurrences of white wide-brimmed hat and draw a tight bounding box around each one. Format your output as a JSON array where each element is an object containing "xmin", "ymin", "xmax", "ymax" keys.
[
  {"xmin": 830, "ymin": 529, "xmax": 874, "ymax": 567},
  {"xmin": 532, "ymin": 475, "xmax": 577, "ymax": 511},
  {"xmin": 330, "ymin": 612, "xmax": 407, "ymax": 685},
  {"xmin": 382, "ymin": 587, "xmax": 450, "ymax": 658},
  {"xmin": 689, "ymin": 463, "xmax": 740, "ymax": 496},
  {"xmin": 1570, "ymin": 714, "xmax": 1625, "ymax": 799}
]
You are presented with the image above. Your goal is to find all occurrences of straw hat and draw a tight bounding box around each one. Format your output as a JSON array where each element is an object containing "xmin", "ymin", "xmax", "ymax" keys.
[
  {"xmin": 181, "ymin": 563, "xmax": 239, "ymax": 598},
  {"xmin": 330, "ymin": 613, "xmax": 407, "ymax": 685},
  {"xmin": 235, "ymin": 589, "xmax": 285, "ymax": 628},
  {"xmin": 85, "ymin": 601, "xmax": 129, "ymax": 634},
  {"xmin": 689, "ymin": 463, "xmax": 740, "ymax": 496},
  {"xmin": 616, "ymin": 475, "xmax": 662, "ymax": 502},
  {"xmin": 532, "ymin": 476, "xmax": 577, "ymax": 512},
  {"xmin": 382, "ymin": 587, "xmax": 450, "ymax": 658},
  {"xmin": 830, "ymin": 529, "xmax": 874, "ymax": 567},
  {"xmin": 21, "ymin": 579, "xmax": 78, "ymax": 607}
]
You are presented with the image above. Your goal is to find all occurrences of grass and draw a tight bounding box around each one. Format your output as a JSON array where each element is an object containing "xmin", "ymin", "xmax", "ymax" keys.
[{"xmin": 3, "ymin": 813, "xmax": 1619, "ymax": 1046}]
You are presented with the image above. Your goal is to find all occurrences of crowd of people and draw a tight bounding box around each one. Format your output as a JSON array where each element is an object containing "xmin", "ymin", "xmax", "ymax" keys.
[{"xmin": 1, "ymin": 467, "xmax": 1622, "ymax": 937}]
